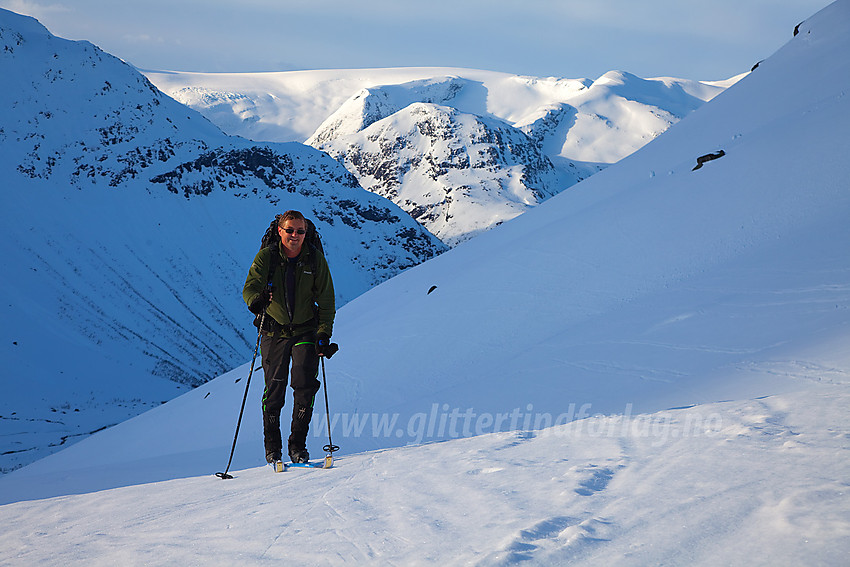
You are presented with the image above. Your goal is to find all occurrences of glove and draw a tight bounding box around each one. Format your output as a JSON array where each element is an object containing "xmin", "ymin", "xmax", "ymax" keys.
[
  {"xmin": 248, "ymin": 290, "xmax": 271, "ymax": 315},
  {"xmin": 316, "ymin": 333, "xmax": 339, "ymax": 359}
]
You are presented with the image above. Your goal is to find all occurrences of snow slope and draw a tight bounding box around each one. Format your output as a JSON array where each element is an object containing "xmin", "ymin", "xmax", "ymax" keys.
[
  {"xmin": 0, "ymin": 8, "xmax": 445, "ymax": 473},
  {"xmin": 2, "ymin": 0, "xmax": 850, "ymax": 564},
  {"xmin": 1, "ymin": 389, "xmax": 847, "ymax": 565}
]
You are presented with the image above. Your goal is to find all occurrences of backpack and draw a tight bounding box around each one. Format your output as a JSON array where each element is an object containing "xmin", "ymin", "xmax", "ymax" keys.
[
  {"xmin": 259, "ymin": 215, "xmax": 324, "ymax": 256},
  {"xmin": 253, "ymin": 215, "xmax": 324, "ymax": 331}
]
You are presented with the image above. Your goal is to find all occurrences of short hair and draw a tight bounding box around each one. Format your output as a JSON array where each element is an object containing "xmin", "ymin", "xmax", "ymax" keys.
[{"xmin": 277, "ymin": 210, "xmax": 305, "ymax": 226}]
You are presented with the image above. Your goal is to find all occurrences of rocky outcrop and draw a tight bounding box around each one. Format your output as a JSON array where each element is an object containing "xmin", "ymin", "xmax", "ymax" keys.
[{"xmin": 314, "ymin": 101, "xmax": 572, "ymax": 245}]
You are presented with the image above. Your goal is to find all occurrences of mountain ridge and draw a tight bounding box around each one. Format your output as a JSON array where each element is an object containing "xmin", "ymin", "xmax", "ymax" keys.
[{"xmin": 146, "ymin": 66, "xmax": 738, "ymax": 243}]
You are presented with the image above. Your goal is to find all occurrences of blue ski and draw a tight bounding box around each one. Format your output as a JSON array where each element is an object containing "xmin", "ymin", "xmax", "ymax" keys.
[{"xmin": 284, "ymin": 455, "xmax": 334, "ymax": 470}]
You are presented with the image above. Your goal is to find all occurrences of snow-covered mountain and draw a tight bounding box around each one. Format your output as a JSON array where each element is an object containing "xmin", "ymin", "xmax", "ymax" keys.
[
  {"xmin": 0, "ymin": 8, "xmax": 445, "ymax": 473},
  {"xmin": 1, "ymin": 1, "xmax": 847, "ymax": 564},
  {"xmin": 144, "ymin": 67, "xmax": 736, "ymax": 164},
  {"xmin": 312, "ymin": 96, "xmax": 570, "ymax": 244},
  {"xmin": 145, "ymin": 66, "xmax": 737, "ymax": 243}
]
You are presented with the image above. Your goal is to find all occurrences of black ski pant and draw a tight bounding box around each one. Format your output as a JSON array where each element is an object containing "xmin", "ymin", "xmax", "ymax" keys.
[{"xmin": 260, "ymin": 331, "xmax": 320, "ymax": 456}]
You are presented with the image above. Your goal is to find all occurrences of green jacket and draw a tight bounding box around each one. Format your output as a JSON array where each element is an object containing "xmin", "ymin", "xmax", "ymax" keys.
[{"xmin": 242, "ymin": 244, "xmax": 335, "ymax": 338}]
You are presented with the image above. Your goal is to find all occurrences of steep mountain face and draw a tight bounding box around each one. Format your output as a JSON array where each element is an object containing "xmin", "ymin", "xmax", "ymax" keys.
[
  {"xmin": 311, "ymin": 99, "xmax": 574, "ymax": 244},
  {"xmin": 307, "ymin": 77, "xmax": 579, "ymax": 244},
  {"xmin": 0, "ymin": 9, "xmax": 445, "ymax": 473},
  {"xmin": 147, "ymin": 68, "xmax": 735, "ymax": 245}
]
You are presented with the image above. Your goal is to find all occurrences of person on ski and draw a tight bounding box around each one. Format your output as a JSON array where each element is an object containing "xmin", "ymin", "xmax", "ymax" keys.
[{"xmin": 242, "ymin": 210, "xmax": 336, "ymax": 464}]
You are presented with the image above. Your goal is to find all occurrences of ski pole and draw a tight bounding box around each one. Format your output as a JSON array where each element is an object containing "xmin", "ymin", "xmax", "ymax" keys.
[
  {"xmin": 216, "ymin": 310, "xmax": 265, "ymax": 480},
  {"xmin": 320, "ymin": 356, "xmax": 339, "ymax": 468}
]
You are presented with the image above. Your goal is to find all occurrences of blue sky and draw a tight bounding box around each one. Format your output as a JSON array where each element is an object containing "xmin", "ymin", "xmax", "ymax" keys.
[{"xmin": 1, "ymin": 0, "xmax": 833, "ymax": 80}]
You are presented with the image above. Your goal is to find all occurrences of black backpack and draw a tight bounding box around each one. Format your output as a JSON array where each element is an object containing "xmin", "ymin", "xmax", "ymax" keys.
[
  {"xmin": 259, "ymin": 215, "xmax": 324, "ymax": 256},
  {"xmin": 253, "ymin": 215, "xmax": 324, "ymax": 331}
]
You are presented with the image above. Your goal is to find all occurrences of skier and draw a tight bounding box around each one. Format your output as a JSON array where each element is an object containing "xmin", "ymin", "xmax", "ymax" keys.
[{"xmin": 242, "ymin": 210, "xmax": 336, "ymax": 464}]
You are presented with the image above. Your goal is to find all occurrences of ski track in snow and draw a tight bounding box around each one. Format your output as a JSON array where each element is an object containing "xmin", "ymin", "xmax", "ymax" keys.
[{"xmin": 2, "ymin": 387, "xmax": 848, "ymax": 565}]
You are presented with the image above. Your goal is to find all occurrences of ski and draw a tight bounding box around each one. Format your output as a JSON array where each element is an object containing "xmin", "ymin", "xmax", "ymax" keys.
[
  {"xmin": 270, "ymin": 460, "xmax": 285, "ymax": 473},
  {"xmin": 283, "ymin": 455, "xmax": 334, "ymax": 470}
]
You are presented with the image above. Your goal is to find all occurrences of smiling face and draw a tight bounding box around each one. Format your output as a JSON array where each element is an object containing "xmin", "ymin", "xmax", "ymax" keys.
[{"xmin": 278, "ymin": 218, "xmax": 307, "ymax": 258}]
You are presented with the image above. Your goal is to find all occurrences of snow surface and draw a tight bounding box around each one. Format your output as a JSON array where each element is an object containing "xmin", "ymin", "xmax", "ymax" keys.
[
  {"xmin": 2, "ymin": 0, "xmax": 850, "ymax": 564},
  {"xmin": 1, "ymin": 390, "xmax": 848, "ymax": 565}
]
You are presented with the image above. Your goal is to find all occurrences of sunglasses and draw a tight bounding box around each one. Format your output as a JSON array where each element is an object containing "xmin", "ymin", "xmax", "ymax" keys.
[{"xmin": 282, "ymin": 227, "xmax": 306, "ymax": 235}]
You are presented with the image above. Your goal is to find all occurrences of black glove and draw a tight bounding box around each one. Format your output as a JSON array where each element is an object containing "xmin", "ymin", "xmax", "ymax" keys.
[
  {"xmin": 316, "ymin": 333, "xmax": 339, "ymax": 359},
  {"xmin": 248, "ymin": 291, "xmax": 271, "ymax": 315}
]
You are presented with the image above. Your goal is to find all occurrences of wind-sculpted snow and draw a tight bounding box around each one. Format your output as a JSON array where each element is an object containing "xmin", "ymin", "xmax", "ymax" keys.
[{"xmin": 0, "ymin": 8, "xmax": 446, "ymax": 473}]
